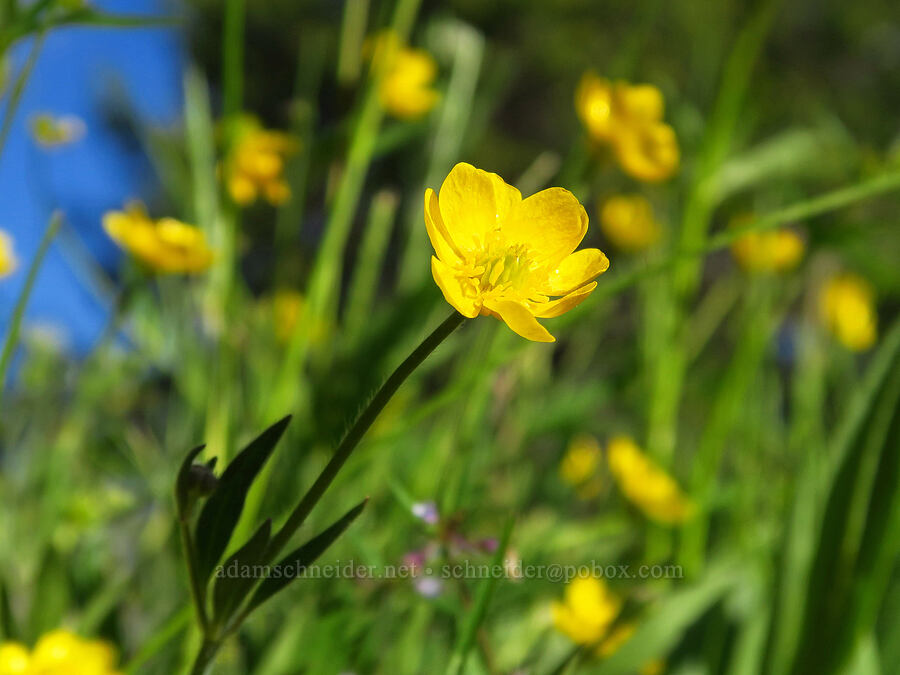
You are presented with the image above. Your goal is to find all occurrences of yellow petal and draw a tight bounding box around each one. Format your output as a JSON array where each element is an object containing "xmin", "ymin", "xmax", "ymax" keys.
[
  {"xmin": 424, "ymin": 188, "xmax": 462, "ymax": 263},
  {"xmin": 617, "ymin": 83, "xmax": 664, "ymax": 123},
  {"xmin": 483, "ymin": 298, "xmax": 554, "ymax": 342},
  {"xmin": 614, "ymin": 122, "xmax": 680, "ymax": 183},
  {"xmin": 431, "ymin": 256, "xmax": 479, "ymax": 318},
  {"xmin": 545, "ymin": 249, "xmax": 610, "ymax": 296},
  {"xmin": 505, "ymin": 187, "xmax": 588, "ymax": 266},
  {"xmin": 532, "ymin": 282, "xmax": 597, "ymax": 318},
  {"xmin": 438, "ymin": 163, "xmax": 521, "ymax": 255},
  {"xmin": 0, "ymin": 642, "xmax": 30, "ymax": 674}
]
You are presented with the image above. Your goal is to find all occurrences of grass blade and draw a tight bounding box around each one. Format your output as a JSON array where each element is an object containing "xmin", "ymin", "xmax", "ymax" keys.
[{"xmin": 0, "ymin": 211, "xmax": 61, "ymax": 403}]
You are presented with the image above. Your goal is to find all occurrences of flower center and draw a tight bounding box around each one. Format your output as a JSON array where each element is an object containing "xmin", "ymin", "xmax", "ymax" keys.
[{"xmin": 456, "ymin": 234, "xmax": 539, "ymax": 302}]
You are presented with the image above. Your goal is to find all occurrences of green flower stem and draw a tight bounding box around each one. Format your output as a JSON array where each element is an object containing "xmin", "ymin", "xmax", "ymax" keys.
[
  {"xmin": 266, "ymin": 311, "xmax": 465, "ymax": 562},
  {"xmin": 646, "ymin": 0, "xmax": 779, "ymax": 469},
  {"xmin": 189, "ymin": 638, "xmax": 220, "ymax": 675},
  {"xmin": 0, "ymin": 211, "xmax": 61, "ymax": 406},
  {"xmin": 336, "ymin": 0, "xmax": 369, "ymax": 86},
  {"xmin": 222, "ymin": 0, "xmax": 244, "ymax": 118},
  {"xmin": 345, "ymin": 189, "xmax": 399, "ymax": 338},
  {"xmin": 0, "ymin": 32, "xmax": 43, "ymax": 164},
  {"xmin": 179, "ymin": 517, "xmax": 209, "ymax": 634},
  {"xmin": 270, "ymin": 0, "xmax": 424, "ymax": 414},
  {"xmin": 188, "ymin": 312, "xmax": 464, "ymax": 674}
]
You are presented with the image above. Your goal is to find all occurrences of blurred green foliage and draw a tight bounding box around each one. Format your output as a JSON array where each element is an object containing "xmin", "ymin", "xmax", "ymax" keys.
[{"xmin": 1, "ymin": 0, "xmax": 900, "ymax": 673}]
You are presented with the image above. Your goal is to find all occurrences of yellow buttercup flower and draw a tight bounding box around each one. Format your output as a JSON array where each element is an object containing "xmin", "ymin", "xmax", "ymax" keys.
[
  {"xmin": 426, "ymin": 162, "xmax": 609, "ymax": 342},
  {"xmin": 608, "ymin": 436, "xmax": 693, "ymax": 524},
  {"xmin": 600, "ymin": 194, "xmax": 662, "ymax": 252},
  {"xmin": 0, "ymin": 230, "xmax": 18, "ymax": 278},
  {"xmin": 552, "ymin": 576, "xmax": 621, "ymax": 645},
  {"xmin": 560, "ymin": 434, "xmax": 602, "ymax": 493},
  {"xmin": 103, "ymin": 202, "xmax": 214, "ymax": 274},
  {"xmin": 821, "ymin": 273, "xmax": 877, "ymax": 352},
  {"xmin": 367, "ymin": 30, "xmax": 439, "ymax": 119},
  {"xmin": 730, "ymin": 216, "xmax": 804, "ymax": 273},
  {"xmin": 0, "ymin": 629, "xmax": 121, "ymax": 675},
  {"xmin": 224, "ymin": 117, "xmax": 299, "ymax": 206},
  {"xmin": 576, "ymin": 72, "xmax": 679, "ymax": 182}
]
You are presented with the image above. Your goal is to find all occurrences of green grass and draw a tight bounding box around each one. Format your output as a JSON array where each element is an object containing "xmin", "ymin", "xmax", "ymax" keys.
[{"xmin": 2, "ymin": 0, "xmax": 900, "ymax": 673}]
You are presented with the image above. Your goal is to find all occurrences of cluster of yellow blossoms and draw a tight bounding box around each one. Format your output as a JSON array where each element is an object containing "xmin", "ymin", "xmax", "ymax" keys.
[
  {"xmin": 599, "ymin": 194, "xmax": 663, "ymax": 253},
  {"xmin": 821, "ymin": 273, "xmax": 877, "ymax": 352},
  {"xmin": 426, "ymin": 162, "xmax": 609, "ymax": 342},
  {"xmin": 223, "ymin": 116, "xmax": 299, "ymax": 207},
  {"xmin": 552, "ymin": 576, "xmax": 663, "ymax": 674},
  {"xmin": 367, "ymin": 30, "xmax": 439, "ymax": 120},
  {"xmin": 558, "ymin": 433, "xmax": 692, "ymax": 524},
  {"xmin": 103, "ymin": 202, "xmax": 214, "ymax": 274},
  {"xmin": 576, "ymin": 73, "xmax": 679, "ymax": 183},
  {"xmin": 0, "ymin": 230, "xmax": 17, "ymax": 278},
  {"xmin": 0, "ymin": 630, "xmax": 121, "ymax": 675}
]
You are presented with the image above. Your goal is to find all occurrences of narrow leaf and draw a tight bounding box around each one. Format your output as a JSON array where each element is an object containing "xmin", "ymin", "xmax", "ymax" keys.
[
  {"xmin": 194, "ymin": 415, "xmax": 291, "ymax": 582},
  {"xmin": 246, "ymin": 498, "xmax": 368, "ymax": 614},
  {"xmin": 446, "ymin": 516, "xmax": 514, "ymax": 675},
  {"xmin": 212, "ymin": 519, "xmax": 272, "ymax": 625}
]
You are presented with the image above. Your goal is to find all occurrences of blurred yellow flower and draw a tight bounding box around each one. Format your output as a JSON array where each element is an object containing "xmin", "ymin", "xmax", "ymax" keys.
[
  {"xmin": 367, "ymin": 30, "xmax": 439, "ymax": 119},
  {"xmin": 224, "ymin": 117, "xmax": 298, "ymax": 206},
  {"xmin": 821, "ymin": 273, "xmax": 877, "ymax": 352},
  {"xmin": 0, "ymin": 230, "xmax": 18, "ymax": 278},
  {"xmin": 270, "ymin": 289, "xmax": 330, "ymax": 345},
  {"xmin": 0, "ymin": 629, "xmax": 121, "ymax": 675},
  {"xmin": 576, "ymin": 72, "xmax": 679, "ymax": 182},
  {"xmin": 103, "ymin": 202, "xmax": 214, "ymax": 274},
  {"xmin": 552, "ymin": 576, "xmax": 621, "ymax": 645},
  {"xmin": 600, "ymin": 194, "xmax": 662, "ymax": 252},
  {"xmin": 560, "ymin": 435, "xmax": 602, "ymax": 498},
  {"xmin": 608, "ymin": 436, "xmax": 693, "ymax": 524},
  {"xmin": 426, "ymin": 162, "xmax": 609, "ymax": 342},
  {"xmin": 730, "ymin": 216, "xmax": 804, "ymax": 273},
  {"xmin": 29, "ymin": 113, "xmax": 86, "ymax": 148}
]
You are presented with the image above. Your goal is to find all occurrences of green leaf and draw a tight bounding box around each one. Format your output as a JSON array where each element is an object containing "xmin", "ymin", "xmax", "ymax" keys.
[
  {"xmin": 194, "ymin": 415, "xmax": 291, "ymax": 582},
  {"xmin": 175, "ymin": 444, "xmax": 206, "ymax": 519},
  {"xmin": 246, "ymin": 498, "xmax": 368, "ymax": 614},
  {"xmin": 592, "ymin": 562, "xmax": 740, "ymax": 675},
  {"xmin": 212, "ymin": 519, "xmax": 272, "ymax": 627},
  {"xmin": 765, "ymin": 318, "xmax": 900, "ymax": 675},
  {"xmin": 790, "ymin": 318, "xmax": 900, "ymax": 674}
]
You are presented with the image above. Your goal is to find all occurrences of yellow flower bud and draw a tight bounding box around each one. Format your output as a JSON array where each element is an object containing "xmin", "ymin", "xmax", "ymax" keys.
[
  {"xmin": 367, "ymin": 30, "xmax": 439, "ymax": 120},
  {"xmin": 600, "ymin": 194, "xmax": 662, "ymax": 253},
  {"xmin": 552, "ymin": 576, "xmax": 621, "ymax": 645},
  {"xmin": 821, "ymin": 273, "xmax": 877, "ymax": 351}
]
